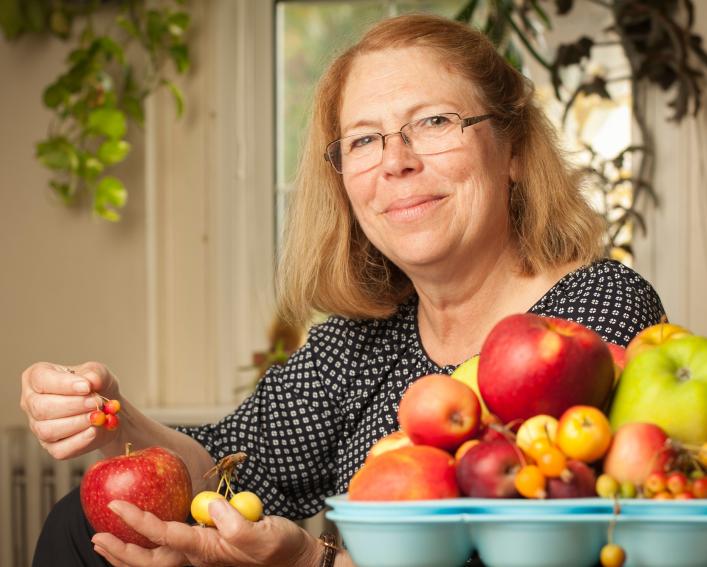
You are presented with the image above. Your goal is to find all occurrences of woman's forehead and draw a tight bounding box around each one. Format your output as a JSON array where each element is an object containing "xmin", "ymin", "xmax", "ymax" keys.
[{"xmin": 339, "ymin": 47, "xmax": 479, "ymax": 132}]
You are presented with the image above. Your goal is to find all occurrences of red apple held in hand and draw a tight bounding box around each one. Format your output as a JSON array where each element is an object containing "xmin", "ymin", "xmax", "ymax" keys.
[
  {"xmin": 456, "ymin": 438, "xmax": 522, "ymax": 498},
  {"xmin": 478, "ymin": 314, "xmax": 614, "ymax": 423},
  {"xmin": 349, "ymin": 445, "xmax": 459, "ymax": 501},
  {"xmin": 398, "ymin": 374, "xmax": 482, "ymax": 452},
  {"xmin": 603, "ymin": 423, "xmax": 675, "ymax": 486},
  {"xmin": 80, "ymin": 445, "xmax": 192, "ymax": 548},
  {"xmin": 546, "ymin": 460, "xmax": 597, "ymax": 498}
]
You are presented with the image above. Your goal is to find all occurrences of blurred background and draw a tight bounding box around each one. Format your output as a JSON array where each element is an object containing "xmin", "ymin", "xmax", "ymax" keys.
[{"xmin": 1, "ymin": 1, "xmax": 707, "ymax": 565}]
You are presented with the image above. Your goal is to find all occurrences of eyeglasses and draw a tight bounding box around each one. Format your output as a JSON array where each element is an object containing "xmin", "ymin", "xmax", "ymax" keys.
[{"xmin": 324, "ymin": 112, "xmax": 493, "ymax": 174}]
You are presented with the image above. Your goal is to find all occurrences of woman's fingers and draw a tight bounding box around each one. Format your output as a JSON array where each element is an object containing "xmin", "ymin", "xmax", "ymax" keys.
[
  {"xmin": 27, "ymin": 364, "xmax": 92, "ymax": 395},
  {"xmin": 40, "ymin": 426, "xmax": 101, "ymax": 460},
  {"xmin": 91, "ymin": 532, "xmax": 185, "ymax": 567},
  {"xmin": 104, "ymin": 501, "xmax": 198, "ymax": 550},
  {"xmin": 209, "ymin": 498, "xmax": 255, "ymax": 544},
  {"xmin": 32, "ymin": 411, "xmax": 97, "ymax": 443},
  {"xmin": 26, "ymin": 392, "xmax": 96, "ymax": 421}
]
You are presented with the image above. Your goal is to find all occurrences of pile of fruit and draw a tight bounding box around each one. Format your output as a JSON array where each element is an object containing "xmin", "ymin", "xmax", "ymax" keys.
[{"xmin": 348, "ymin": 315, "xmax": 707, "ymax": 567}]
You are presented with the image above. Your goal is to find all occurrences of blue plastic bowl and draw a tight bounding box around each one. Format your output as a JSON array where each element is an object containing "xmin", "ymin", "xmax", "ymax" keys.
[
  {"xmin": 466, "ymin": 514, "xmax": 607, "ymax": 567},
  {"xmin": 326, "ymin": 512, "xmax": 473, "ymax": 567},
  {"xmin": 614, "ymin": 515, "xmax": 707, "ymax": 567},
  {"xmin": 325, "ymin": 494, "xmax": 707, "ymax": 567}
]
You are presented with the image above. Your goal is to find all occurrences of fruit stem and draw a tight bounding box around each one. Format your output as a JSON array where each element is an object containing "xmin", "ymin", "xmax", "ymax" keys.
[
  {"xmin": 222, "ymin": 472, "xmax": 236, "ymax": 499},
  {"xmin": 125, "ymin": 442, "xmax": 132, "ymax": 456}
]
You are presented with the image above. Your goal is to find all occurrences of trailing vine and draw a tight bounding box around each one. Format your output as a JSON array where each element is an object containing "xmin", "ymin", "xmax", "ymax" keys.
[
  {"xmin": 455, "ymin": 0, "xmax": 707, "ymax": 259},
  {"xmin": 0, "ymin": 0, "xmax": 191, "ymax": 221}
]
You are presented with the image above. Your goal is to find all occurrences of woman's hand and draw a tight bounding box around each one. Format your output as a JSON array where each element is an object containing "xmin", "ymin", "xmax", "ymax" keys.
[
  {"xmin": 20, "ymin": 361, "xmax": 122, "ymax": 460},
  {"xmin": 91, "ymin": 499, "xmax": 322, "ymax": 567}
]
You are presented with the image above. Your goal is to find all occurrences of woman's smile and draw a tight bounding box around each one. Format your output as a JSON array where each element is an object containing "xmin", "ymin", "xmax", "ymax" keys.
[{"xmin": 381, "ymin": 194, "xmax": 448, "ymax": 223}]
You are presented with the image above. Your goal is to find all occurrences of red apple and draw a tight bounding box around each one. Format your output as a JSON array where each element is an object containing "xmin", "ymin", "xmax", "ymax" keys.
[
  {"xmin": 80, "ymin": 446, "xmax": 192, "ymax": 548},
  {"xmin": 603, "ymin": 422, "xmax": 675, "ymax": 486},
  {"xmin": 365, "ymin": 431, "xmax": 413, "ymax": 463},
  {"xmin": 478, "ymin": 314, "xmax": 614, "ymax": 423},
  {"xmin": 546, "ymin": 459, "xmax": 597, "ymax": 498},
  {"xmin": 349, "ymin": 445, "xmax": 459, "ymax": 500},
  {"xmin": 606, "ymin": 343, "xmax": 627, "ymax": 370},
  {"xmin": 398, "ymin": 374, "xmax": 482, "ymax": 451},
  {"xmin": 456, "ymin": 438, "xmax": 522, "ymax": 498}
]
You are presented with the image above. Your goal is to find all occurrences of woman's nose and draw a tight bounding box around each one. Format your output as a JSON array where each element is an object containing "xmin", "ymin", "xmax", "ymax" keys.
[{"xmin": 379, "ymin": 133, "xmax": 422, "ymax": 176}]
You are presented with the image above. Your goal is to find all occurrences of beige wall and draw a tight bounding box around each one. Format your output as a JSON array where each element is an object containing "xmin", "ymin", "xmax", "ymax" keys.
[
  {"xmin": 0, "ymin": 34, "xmax": 150, "ymax": 427},
  {"xmin": 0, "ymin": 0, "xmax": 278, "ymax": 433}
]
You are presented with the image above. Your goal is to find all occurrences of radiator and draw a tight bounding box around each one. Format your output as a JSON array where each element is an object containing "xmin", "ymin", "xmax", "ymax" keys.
[
  {"xmin": 0, "ymin": 425, "xmax": 332, "ymax": 566},
  {"xmin": 0, "ymin": 426, "xmax": 99, "ymax": 567}
]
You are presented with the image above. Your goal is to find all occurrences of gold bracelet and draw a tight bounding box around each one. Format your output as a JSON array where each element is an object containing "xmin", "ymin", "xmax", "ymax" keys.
[{"xmin": 318, "ymin": 532, "xmax": 339, "ymax": 567}]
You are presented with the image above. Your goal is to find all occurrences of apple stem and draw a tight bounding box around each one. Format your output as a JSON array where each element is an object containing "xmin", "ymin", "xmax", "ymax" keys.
[{"xmin": 125, "ymin": 442, "xmax": 132, "ymax": 457}]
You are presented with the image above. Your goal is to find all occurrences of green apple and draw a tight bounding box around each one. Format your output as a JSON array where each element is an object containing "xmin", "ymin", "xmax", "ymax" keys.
[
  {"xmin": 609, "ymin": 335, "xmax": 707, "ymax": 445},
  {"xmin": 451, "ymin": 355, "xmax": 491, "ymax": 421}
]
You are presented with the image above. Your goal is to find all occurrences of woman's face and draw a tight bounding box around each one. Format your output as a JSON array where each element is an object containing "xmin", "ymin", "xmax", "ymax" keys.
[{"xmin": 339, "ymin": 46, "xmax": 516, "ymax": 278}]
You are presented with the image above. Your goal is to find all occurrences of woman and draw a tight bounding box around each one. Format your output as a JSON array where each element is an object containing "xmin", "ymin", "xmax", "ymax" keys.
[{"xmin": 22, "ymin": 14, "xmax": 664, "ymax": 567}]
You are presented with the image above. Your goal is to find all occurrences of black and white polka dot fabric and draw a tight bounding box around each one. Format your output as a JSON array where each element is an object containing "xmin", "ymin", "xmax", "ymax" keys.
[{"xmin": 176, "ymin": 259, "xmax": 665, "ymax": 519}]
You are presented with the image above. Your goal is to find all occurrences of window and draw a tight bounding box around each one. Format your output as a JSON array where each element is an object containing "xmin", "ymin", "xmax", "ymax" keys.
[{"xmin": 275, "ymin": 0, "xmax": 461, "ymax": 243}]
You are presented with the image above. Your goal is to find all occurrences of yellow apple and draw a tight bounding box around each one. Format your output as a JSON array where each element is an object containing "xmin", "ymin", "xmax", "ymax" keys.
[
  {"xmin": 451, "ymin": 355, "xmax": 491, "ymax": 421},
  {"xmin": 516, "ymin": 414, "xmax": 558, "ymax": 455},
  {"xmin": 625, "ymin": 322, "xmax": 691, "ymax": 362}
]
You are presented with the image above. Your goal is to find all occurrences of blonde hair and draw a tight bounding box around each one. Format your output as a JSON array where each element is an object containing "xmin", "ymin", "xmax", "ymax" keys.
[{"xmin": 277, "ymin": 14, "xmax": 605, "ymax": 326}]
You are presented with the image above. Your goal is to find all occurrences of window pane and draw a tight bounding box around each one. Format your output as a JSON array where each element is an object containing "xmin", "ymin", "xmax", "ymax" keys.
[
  {"xmin": 277, "ymin": 2, "xmax": 386, "ymax": 187},
  {"xmin": 275, "ymin": 0, "xmax": 467, "ymax": 243}
]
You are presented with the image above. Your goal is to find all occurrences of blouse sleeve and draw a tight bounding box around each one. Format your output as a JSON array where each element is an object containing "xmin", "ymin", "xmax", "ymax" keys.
[{"xmin": 175, "ymin": 325, "xmax": 345, "ymax": 520}]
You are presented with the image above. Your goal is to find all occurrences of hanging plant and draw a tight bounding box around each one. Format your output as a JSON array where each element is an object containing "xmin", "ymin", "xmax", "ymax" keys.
[
  {"xmin": 455, "ymin": 0, "xmax": 707, "ymax": 260},
  {"xmin": 0, "ymin": 0, "xmax": 191, "ymax": 221}
]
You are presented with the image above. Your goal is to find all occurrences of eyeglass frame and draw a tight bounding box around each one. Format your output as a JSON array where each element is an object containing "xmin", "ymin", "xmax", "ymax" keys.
[{"xmin": 323, "ymin": 112, "xmax": 494, "ymax": 174}]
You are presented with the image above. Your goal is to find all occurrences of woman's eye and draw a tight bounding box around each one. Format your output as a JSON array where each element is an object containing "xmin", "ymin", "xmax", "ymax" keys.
[
  {"xmin": 349, "ymin": 135, "xmax": 375, "ymax": 150},
  {"xmin": 421, "ymin": 115, "xmax": 451, "ymax": 128}
]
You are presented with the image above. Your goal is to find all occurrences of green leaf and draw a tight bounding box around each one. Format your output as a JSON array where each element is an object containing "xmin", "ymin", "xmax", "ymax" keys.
[
  {"xmin": 123, "ymin": 94, "xmax": 145, "ymax": 126},
  {"xmin": 162, "ymin": 79, "xmax": 184, "ymax": 118},
  {"xmin": 167, "ymin": 11, "xmax": 189, "ymax": 36},
  {"xmin": 87, "ymin": 108, "xmax": 126, "ymax": 139},
  {"xmin": 0, "ymin": 0, "xmax": 24, "ymax": 39},
  {"xmin": 49, "ymin": 9, "xmax": 70, "ymax": 39},
  {"xmin": 146, "ymin": 10, "xmax": 166, "ymax": 45},
  {"xmin": 94, "ymin": 176, "xmax": 127, "ymax": 221},
  {"xmin": 97, "ymin": 139, "xmax": 131, "ymax": 165},
  {"xmin": 116, "ymin": 14, "xmax": 139, "ymax": 38},
  {"xmin": 96, "ymin": 36, "xmax": 125, "ymax": 64},
  {"xmin": 36, "ymin": 138, "xmax": 79, "ymax": 171},
  {"xmin": 43, "ymin": 82, "xmax": 68, "ymax": 108},
  {"xmin": 49, "ymin": 180, "xmax": 73, "ymax": 203},
  {"xmin": 169, "ymin": 43, "xmax": 190, "ymax": 74},
  {"xmin": 94, "ymin": 205, "xmax": 121, "ymax": 222},
  {"xmin": 24, "ymin": 0, "xmax": 48, "ymax": 33},
  {"xmin": 95, "ymin": 176, "xmax": 127, "ymax": 207},
  {"xmin": 82, "ymin": 155, "xmax": 104, "ymax": 180}
]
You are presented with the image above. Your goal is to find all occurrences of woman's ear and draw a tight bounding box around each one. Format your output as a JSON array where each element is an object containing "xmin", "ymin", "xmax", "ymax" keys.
[{"xmin": 509, "ymin": 153, "xmax": 519, "ymax": 184}]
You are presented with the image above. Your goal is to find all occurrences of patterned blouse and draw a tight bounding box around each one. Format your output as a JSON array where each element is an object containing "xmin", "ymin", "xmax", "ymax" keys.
[{"xmin": 176, "ymin": 259, "xmax": 665, "ymax": 519}]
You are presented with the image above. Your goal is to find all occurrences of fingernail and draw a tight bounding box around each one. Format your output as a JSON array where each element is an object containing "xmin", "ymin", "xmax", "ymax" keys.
[
  {"xmin": 73, "ymin": 381, "xmax": 90, "ymax": 394},
  {"xmin": 107, "ymin": 501, "xmax": 120, "ymax": 513},
  {"xmin": 209, "ymin": 499, "xmax": 229, "ymax": 519}
]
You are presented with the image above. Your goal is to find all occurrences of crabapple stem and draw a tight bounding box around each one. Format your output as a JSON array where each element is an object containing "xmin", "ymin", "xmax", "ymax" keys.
[{"xmin": 125, "ymin": 442, "xmax": 132, "ymax": 457}]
